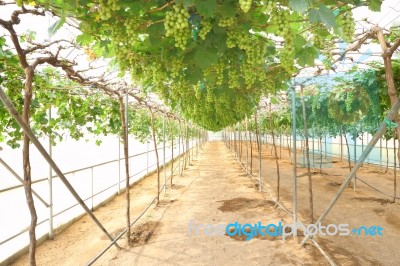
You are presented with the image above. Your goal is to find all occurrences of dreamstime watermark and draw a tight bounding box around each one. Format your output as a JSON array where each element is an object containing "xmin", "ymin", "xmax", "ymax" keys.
[{"xmin": 188, "ymin": 219, "xmax": 383, "ymax": 241}]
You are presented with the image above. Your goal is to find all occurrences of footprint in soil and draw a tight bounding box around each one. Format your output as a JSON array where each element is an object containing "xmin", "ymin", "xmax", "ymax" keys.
[
  {"xmin": 217, "ymin": 197, "xmax": 275, "ymax": 212},
  {"xmin": 129, "ymin": 221, "xmax": 163, "ymax": 247},
  {"xmin": 171, "ymin": 184, "xmax": 185, "ymax": 190},
  {"xmin": 352, "ymin": 196, "xmax": 392, "ymax": 206},
  {"xmin": 156, "ymin": 199, "xmax": 176, "ymax": 207}
]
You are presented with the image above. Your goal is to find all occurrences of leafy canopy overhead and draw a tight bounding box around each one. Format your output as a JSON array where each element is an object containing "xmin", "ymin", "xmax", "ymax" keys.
[{"xmin": 28, "ymin": 0, "xmax": 382, "ymax": 131}]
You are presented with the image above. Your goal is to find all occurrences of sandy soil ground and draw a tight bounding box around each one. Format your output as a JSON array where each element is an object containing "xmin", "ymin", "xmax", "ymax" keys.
[
  {"xmin": 13, "ymin": 142, "xmax": 325, "ymax": 266},
  {"xmin": 237, "ymin": 139, "xmax": 400, "ymax": 266}
]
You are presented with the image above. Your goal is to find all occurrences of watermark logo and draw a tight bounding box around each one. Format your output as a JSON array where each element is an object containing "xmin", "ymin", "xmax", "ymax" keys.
[{"xmin": 188, "ymin": 219, "xmax": 383, "ymax": 241}]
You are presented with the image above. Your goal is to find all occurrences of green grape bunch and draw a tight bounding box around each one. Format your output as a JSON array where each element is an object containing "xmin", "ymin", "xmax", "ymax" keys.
[
  {"xmin": 226, "ymin": 31, "xmax": 237, "ymax": 48},
  {"xmin": 228, "ymin": 68, "xmax": 240, "ymax": 89},
  {"xmin": 337, "ymin": 11, "xmax": 355, "ymax": 42},
  {"xmin": 239, "ymin": 0, "xmax": 252, "ymax": 13},
  {"xmin": 264, "ymin": 0, "xmax": 277, "ymax": 12},
  {"xmin": 345, "ymin": 90, "xmax": 354, "ymax": 112},
  {"xmin": 98, "ymin": 0, "xmax": 121, "ymax": 20},
  {"xmin": 199, "ymin": 20, "xmax": 212, "ymax": 40},
  {"xmin": 270, "ymin": 8, "xmax": 292, "ymax": 39},
  {"xmin": 218, "ymin": 17, "xmax": 235, "ymax": 27},
  {"xmin": 164, "ymin": 5, "xmax": 191, "ymax": 50}
]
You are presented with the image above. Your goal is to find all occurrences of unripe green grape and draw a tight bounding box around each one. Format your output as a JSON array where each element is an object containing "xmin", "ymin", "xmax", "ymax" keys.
[
  {"xmin": 199, "ymin": 20, "xmax": 212, "ymax": 40},
  {"xmin": 239, "ymin": 0, "xmax": 252, "ymax": 13},
  {"xmin": 265, "ymin": 0, "xmax": 276, "ymax": 11},
  {"xmin": 337, "ymin": 11, "xmax": 355, "ymax": 41},
  {"xmin": 98, "ymin": 0, "xmax": 120, "ymax": 20},
  {"xmin": 164, "ymin": 5, "xmax": 190, "ymax": 50},
  {"xmin": 218, "ymin": 17, "xmax": 235, "ymax": 27}
]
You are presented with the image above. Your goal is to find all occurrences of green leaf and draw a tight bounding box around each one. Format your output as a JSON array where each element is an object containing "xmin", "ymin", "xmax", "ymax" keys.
[
  {"xmin": 289, "ymin": 0, "xmax": 310, "ymax": 14},
  {"xmin": 186, "ymin": 66, "xmax": 204, "ymax": 83},
  {"xmin": 293, "ymin": 35, "xmax": 307, "ymax": 50},
  {"xmin": 76, "ymin": 33, "xmax": 93, "ymax": 46},
  {"xmin": 218, "ymin": 0, "xmax": 236, "ymax": 18},
  {"xmin": 194, "ymin": 46, "xmax": 218, "ymax": 69},
  {"xmin": 309, "ymin": 4, "xmax": 336, "ymax": 28},
  {"xmin": 368, "ymin": 0, "xmax": 382, "ymax": 11},
  {"xmin": 296, "ymin": 46, "xmax": 318, "ymax": 67},
  {"xmin": 195, "ymin": 0, "xmax": 217, "ymax": 18},
  {"xmin": 48, "ymin": 16, "xmax": 66, "ymax": 38}
]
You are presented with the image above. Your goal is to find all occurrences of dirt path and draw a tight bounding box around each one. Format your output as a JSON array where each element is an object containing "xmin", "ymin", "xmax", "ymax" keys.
[
  {"xmin": 237, "ymin": 140, "xmax": 400, "ymax": 266},
  {"xmin": 14, "ymin": 141, "xmax": 325, "ymax": 266}
]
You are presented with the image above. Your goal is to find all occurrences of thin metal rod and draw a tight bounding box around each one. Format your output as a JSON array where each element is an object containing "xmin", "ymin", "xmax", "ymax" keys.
[
  {"xmin": 0, "ymin": 147, "xmax": 166, "ymax": 194},
  {"xmin": 258, "ymin": 110, "xmax": 262, "ymax": 193},
  {"xmin": 48, "ymin": 108, "xmax": 54, "ymax": 239},
  {"xmin": 354, "ymin": 122, "xmax": 357, "ymax": 191},
  {"xmin": 146, "ymin": 141, "xmax": 149, "ymax": 174},
  {"xmin": 118, "ymin": 137, "xmax": 121, "ymax": 194},
  {"xmin": 0, "ymin": 87, "xmax": 120, "ymax": 249},
  {"xmin": 91, "ymin": 167, "xmax": 94, "ymax": 211},
  {"xmin": 163, "ymin": 113, "xmax": 166, "ymax": 194},
  {"xmin": 291, "ymin": 87, "xmax": 298, "ymax": 234},
  {"xmin": 301, "ymin": 96, "xmax": 400, "ymax": 246},
  {"xmin": 125, "ymin": 91, "xmax": 130, "ymax": 177},
  {"xmin": 0, "ymin": 157, "xmax": 49, "ymax": 207},
  {"xmin": 246, "ymin": 116, "xmax": 249, "ymax": 174}
]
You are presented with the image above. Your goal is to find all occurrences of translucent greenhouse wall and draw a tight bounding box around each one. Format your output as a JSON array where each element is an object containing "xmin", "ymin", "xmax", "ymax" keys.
[{"xmin": 0, "ymin": 135, "xmax": 195, "ymax": 264}]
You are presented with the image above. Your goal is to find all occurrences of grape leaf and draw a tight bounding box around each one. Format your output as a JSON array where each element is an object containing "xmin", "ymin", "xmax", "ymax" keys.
[
  {"xmin": 289, "ymin": 0, "xmax": 310, "ymax": 14},
  {"xmin": 194, "ymin": 46, "xmax": 218, "ymax": 69},
  {"xmin": 368, "ymin": 0, "xmax": 382, "ymax": 12},
  {"xmin": 309, "ymin": 4, "xmax": 336, "ymax": 28},
  {"xmin": 48, "ymin": 16, "xmax": 65, "ymax": 37},
  {"xmin": 296, "ymin": 46, "xmax": 318, "ymax": 67},
  {"xmin": 195, "ymin": 0, "xmax": 217, "ymax": 18}
]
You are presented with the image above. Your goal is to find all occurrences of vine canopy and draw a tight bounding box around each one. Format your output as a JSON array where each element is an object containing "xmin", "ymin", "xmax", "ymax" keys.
[{"xmin": 15, "ymin": 0, "xmax": 383, "ymax": 131}]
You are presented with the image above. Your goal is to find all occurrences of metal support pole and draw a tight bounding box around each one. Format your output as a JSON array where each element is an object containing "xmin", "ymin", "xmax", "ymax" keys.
[
  {"xmin": 291, "ymin": 87, "xmax": 298, "ymax": 234},
  {"xmin": 0, "ymin": 87, "xmax": 120, "ymax": 248},
  {"xmin": 354, "ymin": 121, "xmax": 357, "ymax": 191},
  {"xmin": 48, "ymin": 108, "xmax": 54, "ymax": 239},
  {"xmin": 379, "ymin": 135, "xmax": 382, "ymax": 169},
  {"xmin": 146, "ymin": 140, "xmax": 149, "ymax": 174},
  {"xmin": 301, "ymin": 96, "xmax": 400, "ymax": 246},
  {"xmin": 246, "ymin": 116, "xmax": 249, "ymax": 174},
  {"xmin": 178, "ymin": 124, "xmax": 181, "ymax": 176},
  {"xmin": 125, "ymin": 91, "xmax": 129, "ymax": 179},
  {"xmin": 258, "ymin": 110, "xmax": 262, "ymax": 193},
  {"xmin": 186, "ymin": 123, "xmax": 190, "ymax": 165},
  {"xmin": 91, "ymin": 167, "xmax": 94, "ymax": 211},
  {"xmin": 118, "ymin": 137, "xmax": 121, "ymax": 194},
  {"xmin": 163, "ymin": 113, "xmax": 166, "ymax": 194}
]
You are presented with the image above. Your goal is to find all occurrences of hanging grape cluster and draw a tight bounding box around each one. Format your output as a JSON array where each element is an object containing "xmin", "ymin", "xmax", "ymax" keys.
[
  {"xmin": 337, "ymin": 11, "xmax": 355, "ymax": 41},
  {"xmin": 241, "ymin": 63, "xmax": 257, "ymax": 87},
  {"xmin": 194, "ymin": 83, "xmax": 202, "ymax": 99},
  {"xmin": 264, "ymin": 0, "xmax": 277, "ymax": 12},
  {"xmin": 98, "ymin": 0, "xmax": 120, "ymax": 20},
  {"xmin": 228, "ymin": 67, "xmax": 240, "ymax": 89},
  {"xmin": 124, "ymin": 19, "xmax": 139, "ymax": 43},
  {"xmin": 164, "ymin": 5, "xmax": 191, "ymax": 49},
  {"xmin": 345, "ymin": 90, "xmax": 354, "ymax": 112},
  {"xmin": 269, "ymin": 8, "xmax": 295, "ymax": 73},
  {"xmin": 199, "ymin": 20, "xmax": 212, "ymax": 40},
  {"xmin": 218, "ymin": 17, "xmax": 235, "ymax": 27},
  {"xmin": 270, "ymin": 8, "xmax": 292, "ymax": 39},
  {"xmin": 169, "ymin": 58, "xmax": 184, "ymax": 78},
  {"xmin": 239, "ymin": 0, "xmax": 252, "ymax": 13}
]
